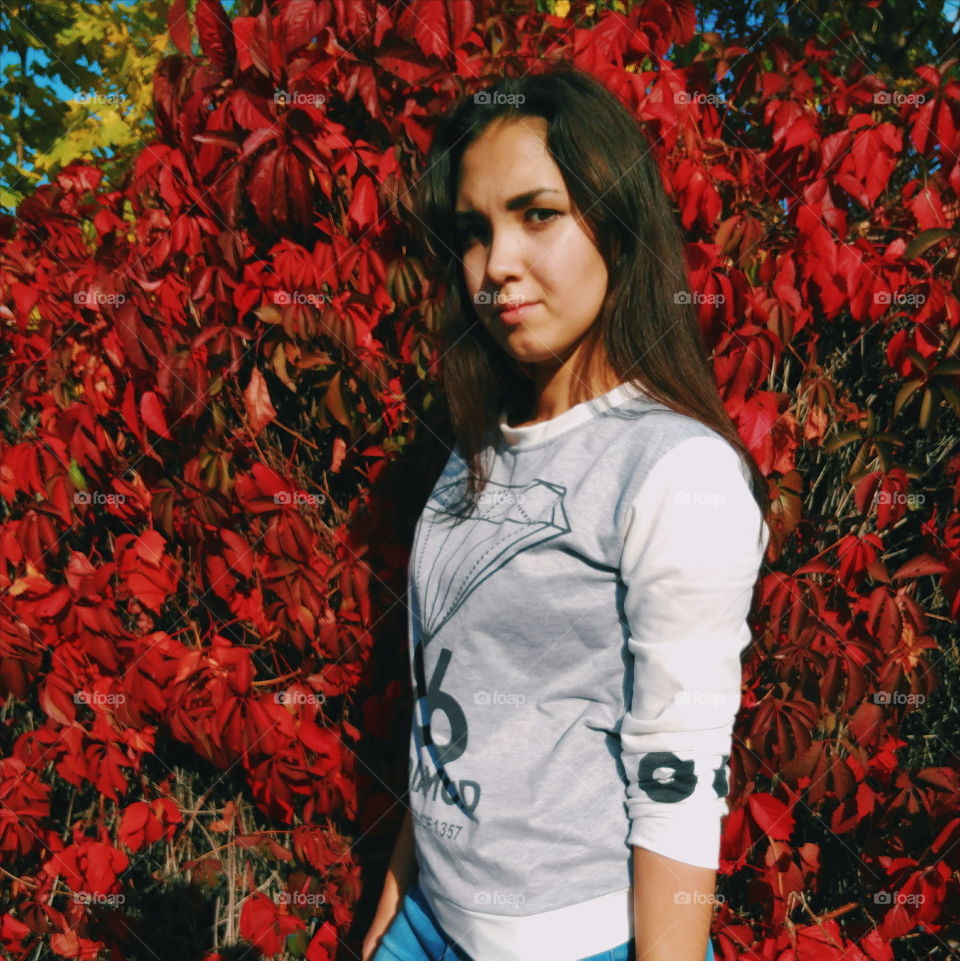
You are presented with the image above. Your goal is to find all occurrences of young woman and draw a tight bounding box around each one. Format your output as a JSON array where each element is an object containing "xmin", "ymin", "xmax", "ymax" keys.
[{"xmin": 363, "ymin": 64, "xmax": 770, "ymax": 961}]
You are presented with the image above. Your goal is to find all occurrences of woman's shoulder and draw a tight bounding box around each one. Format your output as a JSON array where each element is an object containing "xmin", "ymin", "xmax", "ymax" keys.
[
  {"xmin": 612, "ymin": 399, "xmax": 732, "ymax": 454},
  {"xmin": 607, "ymin": 405, "xmax": 754, "ymax": 505}
]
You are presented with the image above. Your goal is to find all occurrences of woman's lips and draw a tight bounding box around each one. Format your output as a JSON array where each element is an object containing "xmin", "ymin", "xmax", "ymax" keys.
[{"xmin": 498, "ymin": 302, "xmax": 539, "ymax": 324}]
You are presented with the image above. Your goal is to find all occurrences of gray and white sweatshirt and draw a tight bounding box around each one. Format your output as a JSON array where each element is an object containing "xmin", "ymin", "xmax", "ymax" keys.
[{"xmin": 404, "ymin": 381, "xmax": 769, "ymax": 961}]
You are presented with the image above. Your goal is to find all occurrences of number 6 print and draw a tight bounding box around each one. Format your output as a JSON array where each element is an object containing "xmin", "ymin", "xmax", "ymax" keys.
[
  {"xmin": 419, "ymin": 647, "xmax": 469, "ymax": 766},
  {"xmin": 636, "ymin": 752, "xmax": 731, "ymax": 802}
]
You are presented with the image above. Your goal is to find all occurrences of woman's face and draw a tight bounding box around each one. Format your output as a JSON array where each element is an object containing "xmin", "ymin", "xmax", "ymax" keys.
[{"xmin": 454, "ymin": 116, "xmax": 610, "ymax": 374}]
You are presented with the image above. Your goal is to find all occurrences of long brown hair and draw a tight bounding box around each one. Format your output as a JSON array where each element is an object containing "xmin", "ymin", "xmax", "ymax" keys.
[{"xmin": 412, "ymin": 61, "xmax": 770, "ymax": 540}]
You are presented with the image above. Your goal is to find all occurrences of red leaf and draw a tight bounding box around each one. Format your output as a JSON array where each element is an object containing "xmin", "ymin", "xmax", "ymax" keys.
[
  {"xmin": 239, "ymin": 892, "xmax": 305, "ymax": 957},
  {"xmin": 44, "ymin": 839, "xmax": 129, "ymax": 895},
  {"xmin": 232, "ymin": 16, "xmax": 257, "ymax": 71},
  {"xmin": 0, "ymin": 758, "xmax": 51, "ymax": 859},
  {"xmin": 283, "ymin": 150, "xmax": 314, "ymax": 229},
  {"xmin": 221, "ymin": 530, "xmax": 256, "ymax": 578},
  {"xmin": 249, "ymin": 147, "xmax": 282, "ymax": 227},
  {"xmin": 140, "ymin": 391, "xmax": 173, "ymax": 439},
  {"xmin": 39, "ymin": 671, "xmax": 78, "ymax": 726},
  {"xmin": 891, "ymin": 553, "xmax": 950, "ymax": 579},
  {"xmin": 0, "ymin": 914, "xmax": 31, "ymax": 953},
  {"xmin": 243, "ymin": 4, "xmax": 276, "ymax": 78},
  {"xmin": 748, "ymin": 792, "xmax": 795, "ymax": 841},
  {"xmin": 196, "ymin": 0, "xmax": 236, "ymax": 74},
  {"xmin": 118, "ymin": 801, "xmax": 166, "ymax": 852},
  {"xmin": 305, "ymin": 921, "xmax": 338, "ymax": 961},
  {"xmin": 136, "ymin": 529, "xmax": 167, "ymax": 568},
  {"xmin": 349, "ymin": 174, "xmax": 378, "ymax": 229},
  {"xmin": 50, "ymin": 931, "xmax": 104, "ymax": 960},
  {"xmin": 167, "ymin": 0, "xmax": 192, "ymax": 56},
  {"xmin": 280, "ymin": 0, "xmax": 330, "ymax": 52},
  {"xmin": 400, "ymin": 0, "xmax": 450, "ymax": 60},
  {"xmin": 376, "ymin": 54, "xmax": 436, "ymax": 85},
  {"xmin": 229, "ymin": 90, "xmax": 276, "ymax": 131},
  {"xmin": 448, "ymin": 0, "xmax": 476, "ymax": 48}
]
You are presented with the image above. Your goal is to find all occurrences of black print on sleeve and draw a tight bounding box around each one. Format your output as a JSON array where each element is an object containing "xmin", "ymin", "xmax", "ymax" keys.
[
  {"xmin": 712, "ymin": 754, "xmax": 730, "ymax": 799},
  {"xmin": 636, "ymin": 752, "xmax": 732, "ymax": 802},
  {"xmin": 636, "ymin": 752, "xmax": 698, "ymax": 802}
]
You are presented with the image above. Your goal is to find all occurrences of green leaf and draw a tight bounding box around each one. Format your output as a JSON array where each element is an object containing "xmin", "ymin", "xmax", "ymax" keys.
[
  {"xmin": 940, "ymin": 384, "xmax": 960, "ymax": 418},
  {"xmin": 823, "ymin": 429, "xmax": 864, "ymax": 454},
  {"xmin": 903, "ymin": 228, "xmax": 957, "ymax": 261},
  {"xmin": 892, "ymin": 378, "xmax": 923, "ymax": 418},
  {"xmin": 68, "ymin": 458, "xmax": 88, "ymax": 491}
]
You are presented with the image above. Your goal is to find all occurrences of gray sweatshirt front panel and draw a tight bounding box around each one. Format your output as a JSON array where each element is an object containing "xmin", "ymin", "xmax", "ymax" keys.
[{"xmin": 406, "ymin": 398, "xmax": 727, "ymax": 915}]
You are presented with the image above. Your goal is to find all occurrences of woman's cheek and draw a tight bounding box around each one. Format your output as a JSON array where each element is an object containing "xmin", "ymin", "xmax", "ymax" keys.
[{"xmin": 464, "ymin": 259, "xmax": 484, "ymax": 300}]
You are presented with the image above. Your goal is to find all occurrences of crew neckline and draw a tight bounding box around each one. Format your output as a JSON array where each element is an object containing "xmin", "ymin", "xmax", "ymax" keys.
[{"xmin": 498, "ymin": 381, "xmax": 650, "ymax": 451}]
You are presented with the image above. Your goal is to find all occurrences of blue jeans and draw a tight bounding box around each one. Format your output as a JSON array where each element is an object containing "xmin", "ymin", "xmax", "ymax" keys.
[{"xmin": 371, "ymin": 881, "xmax": 716, "ymax": 961}]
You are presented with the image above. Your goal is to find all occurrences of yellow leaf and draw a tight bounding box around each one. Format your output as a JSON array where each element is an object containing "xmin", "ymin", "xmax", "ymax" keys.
[
  {"xmin": 325, "ymin": 371, "xmax": 352, "ymax": 429},
  {"xmin": 244, "ymin": 366, "xmax": 278, "ymax": 435}
]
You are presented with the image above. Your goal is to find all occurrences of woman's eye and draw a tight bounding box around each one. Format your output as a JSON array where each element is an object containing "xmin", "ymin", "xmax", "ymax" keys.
[
  {"xmin": 459, "ymin": 209, "xmax": 560, "ymax": 246},
  {"xmin": 526, "ymin": 207, "xmax": 559, "ymax": 225}
]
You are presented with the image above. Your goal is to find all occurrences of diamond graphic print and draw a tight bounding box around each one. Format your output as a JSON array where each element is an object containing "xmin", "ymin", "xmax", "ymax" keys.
[{"xmin": 413, "ymin": 475, "xmax": 571, "ymax": 646}]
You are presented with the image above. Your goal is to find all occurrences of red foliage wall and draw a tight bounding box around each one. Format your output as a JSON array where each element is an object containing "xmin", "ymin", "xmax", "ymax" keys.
[{"xmin": 1, "ymin": 1, "xmax": 959, "ymax": 959}]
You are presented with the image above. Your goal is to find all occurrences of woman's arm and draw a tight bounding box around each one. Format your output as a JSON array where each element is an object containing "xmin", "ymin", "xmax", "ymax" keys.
[
  {"xmin": 361, "ymin": 808, "xmax": 418, "ymax": 961},
  {"xmin": 617, "ymin": 437, "xmax": 767, "ymax": 957},
  {"xmin": 385, "ymin": 806, "xmax": 417, "ymax": 895},
  {"xmin": 633, "ymin": 846, "xmax": 715, "ymax": 961}
]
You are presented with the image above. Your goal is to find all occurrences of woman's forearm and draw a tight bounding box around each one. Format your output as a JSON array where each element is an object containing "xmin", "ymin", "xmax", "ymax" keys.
[
  {"xmin": 632, "ymin": 846, "xmax": 716, "ymax": 961},
  {"xmin": 362, "ymin": 808, "xmax": 418, "ymax": 960},
  {"xmin": 370, "ymin": 809, "xmax": 417, "ymax": 927},
  {"xmin": 386, "ymin": 806, "xmax": 417, "ymax": 894}
]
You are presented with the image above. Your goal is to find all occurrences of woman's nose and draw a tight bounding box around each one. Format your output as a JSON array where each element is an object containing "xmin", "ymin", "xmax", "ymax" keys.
[{"xmin": 483, "ymin": 229, "xmax": 524, "ymax": 286}]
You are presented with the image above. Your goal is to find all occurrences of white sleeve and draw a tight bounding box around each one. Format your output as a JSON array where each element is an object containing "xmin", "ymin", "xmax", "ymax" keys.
[{"xmin": 619, "ymin": 435, "xmax": 769, "ymax": 869}]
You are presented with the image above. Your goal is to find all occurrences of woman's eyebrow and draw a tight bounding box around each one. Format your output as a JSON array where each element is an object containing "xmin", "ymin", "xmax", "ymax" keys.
[{"xmin": 455, "ymin": 188, "xmax": 564, "ymax": 223}]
